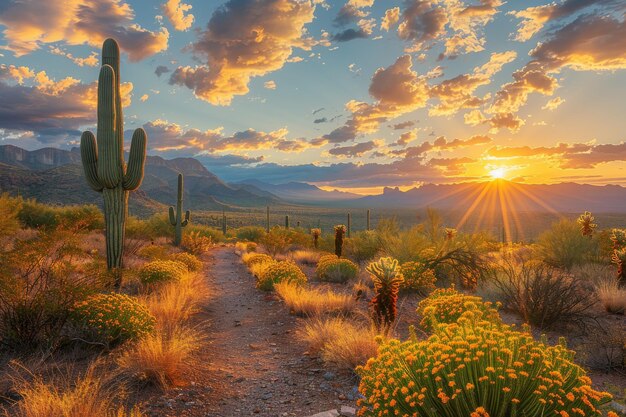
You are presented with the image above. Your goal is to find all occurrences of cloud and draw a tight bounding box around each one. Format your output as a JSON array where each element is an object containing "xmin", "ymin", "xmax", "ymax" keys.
[
  {"xmin": 542, "ymin": 97, "xmax": 564, "ymax": 110},
  {"xmin": 391, "ymin": 120, "xmax": 416, "ymax": 130},
  {"xmin": 508, "ymin": 0, "xmax": 622, "ymax": 42},
  {"xmin": 327, "ymin": 140, "xmax": 382, "ymax": 158},
  {"xmin": 140, "ymin": 94, "xmax": 149, "ymax": 102},
  {"xmin": 0, "ymin": 0, "xmax": 169, "ymax": 61},
  {"xmin": 264, "ymin": 80, "xmax": 277, "ymax": 90},
  {"xmin": 332, "ymin": 28, "xmax": 370, "ymax": 42},
  {"xmin": 155, "ymin": 65, "xmax": 171, "ymax": 77},
  {"xmin": 0, "ymin": 64, "xmax": 132, "ymax": 143},
  {"xmin": 395, "ymin": 129, "xmax": 417, "ymax": 146},
  {"xmin": 314, "ymin": 117, "xmax": 328, "ymax": 124},
  {"xmin": 486, "ymin": 141, "xmax": 626, "ymax": 169},
  {"xmin": 397, "ymin": 0, "xmax": 449, "ymax": 51},
  {"xmin": 381, "ymin": 7, "xmax": 400, "ymax": 31},
  {"xmin": 49, "ymin": 47, "xmax": 99, "ymax": 67},
  {"xmin": 162, "ymin": 0, "xmax": 194, "ymax": 31},
  {"xmin": 138, "ymin": 119, "xmax": 313, "ymax": 154},
  {"xmin": 168, "ymin": 0, "xmax": 321, "ymax": 106}
]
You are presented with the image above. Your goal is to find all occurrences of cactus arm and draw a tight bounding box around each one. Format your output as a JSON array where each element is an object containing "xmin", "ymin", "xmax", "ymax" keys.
[
  {"xmin": 182, "ymin": 210, "xmax": 190, "ymax": 226},
  {"xmin": 96, "ymin": 64, "xmax": 120, "ymax": 188},
  {"xmin": 169, "ymin": 206, "xmax": 176, "ymax": 225},
  {"xmin": 80, "ymin": 130, "xmax": 103, "ymax": 192},
  {"xmin": 123, "ymin": 128, "xmax": 147, "ymax": 190}
]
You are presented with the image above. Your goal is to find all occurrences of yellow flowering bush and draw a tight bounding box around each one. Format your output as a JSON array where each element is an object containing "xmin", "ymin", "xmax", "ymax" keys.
[
  {"xmin": 357, "ymin": 320, "xmax": 614, "ymax": 417},
  {"xmin": 72, "ymin": 293, "xmax": 156, "ymax": 342},
  {"xmin": 242, "ymin": 253, "xmax": 273, "ymax": 267},
  {"xmin": 138, "ymin": 260, "xmax": 187, "ymax": 284},
  {"xmin": 137, "ymin": 245, "xmax": 169, "ymax": 260},
  {"xmin": 417, "ymin": 287, "xmax": 501, "ymax": 333},
  {"xmin": 316, "ymin": 255, "xmax": 359, "ymax": 283},
  {"xmin": 400, "ymin": 261, "xmax": 436, "ymax": 294},
  {"xmin": 257, "ymin": 260, "xmax": 307, "ymax": 291},
  {"xmin": 168, "ymin": 252, "xmax": 202, "ymax": 272}
]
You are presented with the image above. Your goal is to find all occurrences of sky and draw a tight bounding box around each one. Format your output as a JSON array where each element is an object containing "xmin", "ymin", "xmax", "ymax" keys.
[{"xmin": 0, "ymin": 0, "xmax": 625, "ymax": 194}]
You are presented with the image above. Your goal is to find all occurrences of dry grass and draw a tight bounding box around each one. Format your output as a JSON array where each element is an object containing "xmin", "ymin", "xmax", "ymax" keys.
[
  {"xmin": 117, "ymin": 326, "xmax": 202, "ymax": 389},
  {"xmin": 141, "ymin": 273, "xmax": 208, "ymax": 334},
  {"xmin": 7, "ymin": 363, "xmax": 142, "ymax": 417},
  {"xmin": 275, "ymin": 282, "xmax": 356, "ymax": 316},
  {"xmin": 596, "ymin": 277, "xmax": 626, "ymax": 314},
  {"xmin": 299, "ymin": 317, "xmax": 380, "ymax": 371},
  {"xmin": 290, "ymin": 250, "xmax": 322, "ymax": 266}
]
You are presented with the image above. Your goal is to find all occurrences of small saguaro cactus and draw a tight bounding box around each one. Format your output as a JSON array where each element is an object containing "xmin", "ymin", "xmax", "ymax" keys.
[
  {"xmin": 347, "ymin": 213, "xmax": 351, "ymax": 238},
  {"xmin": 334, "ymin": 224, "xmax": 346, "ymax": 258},
  {"xmin": 222, "ymin": 211, "xmax": 227, "ymax": 235},
  {"xmin": 285, "ymin": 215, "xmax": 290, "ymax": 229},
  {"xmin": 80, "ymin": 38, "xmax": 147, "ymax": 287},
  {"xmin": 366, "ymin": 209, "xmax": 371, "ymax": 231},
  {"xmin": 168, "ymin": 174, "xmax": 190, "ymax": 246},
  {"xmin": 266, "ymin": 206, "xmax": 270, "ymax": 233},
  {"xmin": 311, "ymin": 228, "xmax": 321, "ymax": 249},
  {"xmin": 577, "ymin": 211, "xmax": 597, "ymax": 237}
]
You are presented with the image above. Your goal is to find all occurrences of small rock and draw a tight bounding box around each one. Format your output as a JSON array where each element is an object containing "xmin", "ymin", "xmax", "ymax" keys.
[
  {"xmin": 340, "ymin": 406, "xmax": 356, "ymax": 416},
  {"xmin": 261, "ymin": 392, "xmax": 273, "ymax": 400},
  {"xmin": 323, "ymin": 371, "xmax": 336, "ymax": 381}
]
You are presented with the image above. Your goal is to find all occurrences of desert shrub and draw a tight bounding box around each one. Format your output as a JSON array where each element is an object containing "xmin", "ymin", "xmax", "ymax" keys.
[
  {"xmin": 345, "ymin": 230, "xmax": 381, "ymax": 263},
  {"xmin": 357, "ymin": 320, "xmax": 614, "ymax": 417},
  {"xmin": 71, "ymin": 293, "xmax": 156, "ymax": 343},
  {"xmin": 16, "ymin": 200, "xmax": 103, "ymax": 231},
  {"xmin": 416, "ymin": 287, "xmax": 502, "ymax": 333},
  {"xmin": 168, "ymin": 252, "xmax": 202, "ymax": 272},
  {"xmin": 127, "ymin": 214, "xmax": 171, "ymax": 240},
  {"xmin": 316, "ymin": 255, "xmax": 359, "ymax": 283},
  {"xmin": 181, "ymin": 231, "xmax": 212, "ymax": 255},
  {"xmin": 137, "ymin": 245, "xmax": 169, "ymax": 260},
  {"xmin": 489, "ymin": 255, "xmax": 595, "ymax": 328},
  {"xmin": 9, "ymin": 363, "xmax": 144, "ymax": 417},
  {"xmin": 242, "ymin": 252, "xmax": 273, "ymax": 267},
  {"xmin": 138, "ymin": 260, "xmax": 187, "ymax": 285},
  {"xmin": 400, "ymin": 261, "xmax": 436, "ymax": 294},
  {"xmin": 595, "ymin": 277, "xmax": 626, "ymax": 315},
  {"xmin": 256, "ymin": 260, "xmax": 307, "ymax": 291},
  {"xmin": 0, "ymin": 193, "xmax": 22, "ymax": 243},
  {"xmin": 17, "ymin": 199, "xmax": 59, "ymax": 229},
  {"xmin": 367, "ymin": 257, "xmax": 404, "ymax": 333},
  {"xmin": 185, "ymin": 224, "xmax": 224, "ymax": 243},
  {"xmin": 117, "ymin": 326, "xmax": 201, "ymax": 389},
  {"xmin": 261, "ymin": 227, "xmax": 310, "ymax": 256},
  {"xmin": 536, "ymin": 219, "xmax": 598, "ymax": 271},
  {"xmin": 275, "ymin": 281, "xmax": 355, "ymax": 316},
  {"xmin": 300, "ymin": 317, "xmax": 379, "ymax": 371},
  {"xmin": 235, "ymin": 226, "xmax": 266, "ymax": 242},
  {"xmin": 0, "ymin": 229, "xmax": 102, "ymax": 349}
]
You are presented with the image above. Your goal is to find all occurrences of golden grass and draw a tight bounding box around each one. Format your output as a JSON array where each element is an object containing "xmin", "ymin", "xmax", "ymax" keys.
[
  {"xmin": 117, "ymin": 326, "xmax": 202, "ymax": 389},
  {"xmin": 275, "ymin": 282, "xmax": 355, "ymax": 316},
  {"xmin": 596, "ymin": 278, "xmax": 626, "ymax": 314},
  {"xmin": 141, "ymin": 273, "xmax": 208, "ymax": 334},
  {"xmin": 299, "ymin": 317, "xmax": 379, "ymax": 371},
  {"xmin": 7, "ymin": 364, "xmax": 142, "ymax": 417},
  {"xmin": 290, "ymin": 250, "xmax": 322, "ymax": 266}
]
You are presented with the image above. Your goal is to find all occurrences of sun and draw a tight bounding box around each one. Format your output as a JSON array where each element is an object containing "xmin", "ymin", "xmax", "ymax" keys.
[{"xmin": 489, "ymin": 167, "xmax": 506, "ymax": 179}]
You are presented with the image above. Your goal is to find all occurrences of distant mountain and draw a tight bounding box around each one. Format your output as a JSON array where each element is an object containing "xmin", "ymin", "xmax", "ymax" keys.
[
  {"xmin": 351, "ymin": 180, "xmax": 626, "ymax": 213},
  {"xmin": 0, "ymin": 145, "xmax": 284, "ymax": 213},
  {"xmin": 237, "ymin": 179, "xmax": 360, "ymax": 204}
]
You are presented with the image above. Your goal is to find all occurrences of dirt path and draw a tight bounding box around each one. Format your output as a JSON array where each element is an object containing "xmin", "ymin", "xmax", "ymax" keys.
[{"xmin": 143, "ymin": 246, "xmax": 358, "ymax": 417}]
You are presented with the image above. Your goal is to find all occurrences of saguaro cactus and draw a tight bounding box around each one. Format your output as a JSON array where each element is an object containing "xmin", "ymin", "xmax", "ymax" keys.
[
  {"xmin": 169, "ymin": 174, "xmax": 190, "ymax": 246},
  {"xmin": 80, "ymin": 38, "xmax": 147, "ymax": 287},
  {"xmin": 222, "ymin": 211, "xmax": 227, "ymax": 235},
  {"xmin": 285, "ymin": 215, "xmax": 290, "ymax": 229},
  {"xmin": 266, "ymin": 206, "xmax": 270, "ymax": 233},
  {"xmin": 367, "ymin": 209, "xmax": 371, "ymax": 231}
]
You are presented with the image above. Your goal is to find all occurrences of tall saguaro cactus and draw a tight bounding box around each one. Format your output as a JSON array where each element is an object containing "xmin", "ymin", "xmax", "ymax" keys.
[
  {"xmin": 80, "ymin": 38, "xmax": 147, "ymax": 287},
  {"xmin": 169, "ymin": 174, "xmax": 190, "ymax": 246}
]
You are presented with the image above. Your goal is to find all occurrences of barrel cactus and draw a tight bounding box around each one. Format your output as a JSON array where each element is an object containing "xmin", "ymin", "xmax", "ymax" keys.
[
  {"xmin": 169, "ymin": 174, "xmax": 190, "ymax": 246},
  {"xmin": 80, "ymin": 38, "xmax": 147, "ymax": 287}
]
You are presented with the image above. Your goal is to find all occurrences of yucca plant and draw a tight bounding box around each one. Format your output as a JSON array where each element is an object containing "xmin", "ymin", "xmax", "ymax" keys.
[
  {"xmin": 311, "ymin": 228, "xmax": 321, "ymax": 249},
  {"xmin": 334, "ymin": 224, "xmax": 346, "ymax": 257},
  {"xmin": 357, "ymin": 319, "xmax": 615, "ymax": 417},
  {"xmin": 366, "ymin": 257, "xmax": 403, "ymax": 334},
  {"xmin": 577, "ymin": 211, "xmax": 597, "ymax": 237}
]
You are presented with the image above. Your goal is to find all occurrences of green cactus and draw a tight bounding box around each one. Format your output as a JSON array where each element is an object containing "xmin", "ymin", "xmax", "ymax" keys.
[
  {"xmin": 168, "ymin": 174, "xmax": 190, "ymax": 246},
  {"xmin": 222, "ymin": 211, "xmax": 227, "ymax": 235},
  {"xmin": 80, "ymin": 38, "xmax": 147, "ymax": 287},
  {"xmin": 367, "ymin": 209, "xmax": 371, "ymax": 231},
  {"xmin": 285, "ymin": 215, "xmax": 290, "ymax": 229}
]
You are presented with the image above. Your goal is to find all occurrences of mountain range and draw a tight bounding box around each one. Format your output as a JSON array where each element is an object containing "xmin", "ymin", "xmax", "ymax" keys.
[{"xmin": 1, "ymin": 144, "xmax": 626, "ymax": 215}]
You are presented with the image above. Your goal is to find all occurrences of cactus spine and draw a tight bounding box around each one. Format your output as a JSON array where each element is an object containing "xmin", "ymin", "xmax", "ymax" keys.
[
  {"xmin": 168, "ymin": 174, "xmax": 190, "ymax": 246},
  {"xmin": 266, "ymin": 206, "xmax": 270, "ymax": 232},
  {"xmin": 347, "ymin": 213, "xmax": 351, "ymax": 238},
  {"xmin": 80, "ymin": 38, "xmax": 146, "ymax": 287},
  {"xmin": 367, "ymin": 209, "xmax": 371, "ymax": 231}
]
